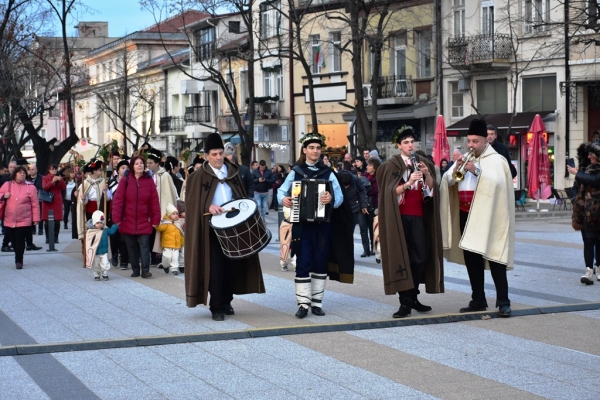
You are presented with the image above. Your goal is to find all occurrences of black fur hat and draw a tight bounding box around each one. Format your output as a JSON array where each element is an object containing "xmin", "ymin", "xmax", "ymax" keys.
[
  {"xmin": 204, "ymin": 133, "xmax": 224, "ymax": 153},
  {"xmin": 116, "ymin": 157, "xmax": 130, "ymax": 172},
  {"xmin": 576, "ymin": 142, "xmax": 600, "ymax": 171},
  {"xmin": 468, "ymin": 118, "xmax": 488, "ymax": 137}
]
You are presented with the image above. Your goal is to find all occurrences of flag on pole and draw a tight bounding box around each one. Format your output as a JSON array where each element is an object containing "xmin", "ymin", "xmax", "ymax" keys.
[{"xmin": 315, "ymin": 45, "xmax": 326, "ymax": 68}]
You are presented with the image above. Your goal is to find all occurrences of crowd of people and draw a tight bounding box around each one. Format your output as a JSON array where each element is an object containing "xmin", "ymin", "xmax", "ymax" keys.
[{"xmin": 0, "ymin": 119, "xmax": 521, "ymax": 321}]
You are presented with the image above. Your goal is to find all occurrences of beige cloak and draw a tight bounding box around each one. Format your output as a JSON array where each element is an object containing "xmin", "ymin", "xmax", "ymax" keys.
[
  {"xmin": 152, "ymin": 167, "xmax": 179, "ymax": 253},
  {"xmin": 439, "ymin": 144, "xmax": 515, "ymax": 269}
]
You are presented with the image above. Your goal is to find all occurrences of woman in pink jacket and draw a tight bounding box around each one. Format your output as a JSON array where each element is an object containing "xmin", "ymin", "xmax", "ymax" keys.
[
  {"xmin": 111, "ymin": 156, "xmax": 161, "ymax": 278},
  {"xmin": 0, "ymin": 165, "xmax": 40, "ymax": 269}
]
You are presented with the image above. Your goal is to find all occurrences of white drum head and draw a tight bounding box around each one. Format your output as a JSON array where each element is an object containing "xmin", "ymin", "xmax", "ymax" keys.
[{"xmin": 210, "ymin": 199, "xmax": 257, "ymax": 229}]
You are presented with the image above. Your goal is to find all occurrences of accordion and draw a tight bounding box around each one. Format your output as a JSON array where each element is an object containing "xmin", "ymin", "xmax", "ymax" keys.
[{"xmin": 286, "ymin": 179, "xmax": 333, "ymax": 223}]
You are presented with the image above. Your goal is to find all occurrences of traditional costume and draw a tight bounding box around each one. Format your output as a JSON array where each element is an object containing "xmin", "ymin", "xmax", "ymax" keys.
[
  {"xmin": 440, "ymin": 118, "xmax": 514, "ymax": 316},
  {"xmin": 277, "ymin": 132, "xmax": 354, "ymax": 319},
  {"xmin": 76, "ymin": 159, "xmax": 106, "ymax": 240},
  {"xmin": 184, "ymin": 133, "xmax": 265, "ymax": 321},
  {"xmin": 376, "ymin": 126, "xmax": 444, "ymax": 318}
]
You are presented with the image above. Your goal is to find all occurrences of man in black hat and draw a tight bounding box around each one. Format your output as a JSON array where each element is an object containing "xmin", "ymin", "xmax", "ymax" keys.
[
  {"xmin": 184, "ymin": 132, "xmax": 265, "ymax": 321},
  {"xmin": 440, "ymin": 118, "xmax": 515, "ymax": 317},
  {"xmin": 376, "ymin": 125, "xmax": 444, "ymax": 318}
]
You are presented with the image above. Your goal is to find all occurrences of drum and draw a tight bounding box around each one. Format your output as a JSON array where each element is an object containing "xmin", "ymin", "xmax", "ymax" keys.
[{"xmin": 209, "ymin": 199, "xmax": 272, "ymax": 259}]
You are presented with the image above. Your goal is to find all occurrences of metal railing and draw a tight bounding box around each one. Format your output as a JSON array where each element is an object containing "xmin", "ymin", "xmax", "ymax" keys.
[
  {"xmin": 368, "ymin": 75, "xmax": 413, "ymax": 99},
  {"xmin": 159, "ymin": 116, "xmax": 185, "ymax": 133},
  {"xmin": 448, "ymin": 34, "xmax": 512, "ymax": 66},
  {"xmin": 195, "ymin": 42, "xmax": 215, "ymax": 62},
  {"xmin": 254, "ymin": 101, "xmax": 279, "ymax": 120},
  {"xmin": 184, "ymin": 106, "xmax": 212, "ymax": 123}
]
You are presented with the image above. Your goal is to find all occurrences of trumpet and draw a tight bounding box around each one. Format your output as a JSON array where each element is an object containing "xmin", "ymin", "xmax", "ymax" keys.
[{"xmin": 452, "ymin": 149, "xmax": 476, "ymax": 182}]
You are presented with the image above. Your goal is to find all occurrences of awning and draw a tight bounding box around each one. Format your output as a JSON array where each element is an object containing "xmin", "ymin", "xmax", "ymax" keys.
[
  {"xmin": 446, "ymin": 111, "xmax": 556, "ymax": 135},
  {"xmin": 342, "ymin": 102, "xmax": 437, "ymax": 122}
]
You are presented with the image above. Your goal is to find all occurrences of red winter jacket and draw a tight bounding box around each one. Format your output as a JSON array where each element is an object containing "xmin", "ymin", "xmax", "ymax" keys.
[
  {"xmin": 0, "ymin": 180, "xmax": 40, "ymax": 227},
  {"xmin": 111, "ymin": 170, "xmax": 160, "ymax": 235}
]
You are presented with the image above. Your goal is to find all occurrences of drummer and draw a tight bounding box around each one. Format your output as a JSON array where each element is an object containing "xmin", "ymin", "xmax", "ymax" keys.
[{"xmin": 184, "ymin": 132, "xmax": 266, "ymax": 321}]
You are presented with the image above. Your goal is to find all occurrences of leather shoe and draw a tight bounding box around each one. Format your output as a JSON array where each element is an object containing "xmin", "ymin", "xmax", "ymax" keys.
[
  {"xmin": 212, "ymin": 312, "xmax": 225, "ymax": 321},
  {"xmin": 1, "ymin": 246, "xmax": 14, "ymax": 252},
  {"xmin": 393, "ymin": 305, "xmax": 412, "ymax": 318},
  {"xmin": 295, "ymin": 306, "xmax": 309, "ymax": 318},
  {"xmin": 111, "ymin": 256, "xmax": 118, "ymax": 267},
  {"xmin": 15, "ymin": 262, "xmax": 23, "ymax": 270},
  {"xmin": 498, "ymin": 305, "xmax": 511, "ymax": 317},
  {"xmin": 26, "ymin": 245, "xmax": 42, "ymax": 251},
  {"xmin": 360, "ymin": 252, "xmax": 369, "ymax": 258},
  {"xmin": 141, "ymin": 272, "xmax": 152, "ymax": 278},
  {"xmin": 131, "ymin": 271, "xmax": 140, "ymax": 277},
  {"xmin": 311, "ymin": 306, "xmax": 325, "ymax": 316},
  {"xmin": 224, "ymin": 305, "xmax": 235, "ymax": 315},
  {"xmin": 412, "ymin": 299, "xmax": 432, "ymax": 313},
  {"xmin": 459, "ymin": 305, "xmax": 487, "ymax": 313}
]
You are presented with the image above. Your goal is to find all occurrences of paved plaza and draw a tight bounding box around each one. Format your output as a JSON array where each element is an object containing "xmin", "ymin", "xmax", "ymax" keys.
[{"xmin": 1, "ymin": 210, "xmax": 599, "ymax": 399}]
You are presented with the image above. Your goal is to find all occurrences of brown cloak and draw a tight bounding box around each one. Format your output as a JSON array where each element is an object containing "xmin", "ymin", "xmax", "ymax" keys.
[
  {"xmin": 184, "ymin": 159, "xmax": 265, "ymax": 307},
  {"xmin": 376, "ymin": 154, "xmax": 445, "ymax": 295}
]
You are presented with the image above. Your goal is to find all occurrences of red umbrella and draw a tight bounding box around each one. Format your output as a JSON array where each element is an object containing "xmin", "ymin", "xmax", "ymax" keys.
[
  {"xmin": 527, "ymin": 114, "xmax": 552, "ymax": 200},
  {"xmin": 432, "ymin": 115, "xmax": 450, "ymax": 166}
]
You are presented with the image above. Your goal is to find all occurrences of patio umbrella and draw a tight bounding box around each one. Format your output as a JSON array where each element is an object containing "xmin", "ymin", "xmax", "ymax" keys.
[
  {"xmin": 527, "ymin": 114, "xmax": 552, "ymax": 204},
  {"xmin": 432, "ymin": 115, "xmax": 450, "ymax": 166}
]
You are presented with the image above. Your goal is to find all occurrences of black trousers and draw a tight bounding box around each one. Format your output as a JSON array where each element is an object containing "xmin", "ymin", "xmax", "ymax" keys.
[
  {"xmin": 6, "ymin": 226, "xmax": 29, "ymax": 263},
  {"xmin": 149, "ymin": 228, "xmax": 161, "ymax": 264},
  {"xmin": 43, "ymin": 221, "xmax": 60, "ymax": 240},
  {"xmin": 460, "ymin": 210, "xmax": 510, "ymax": 308},
  {"xmin": 63, "ymin": 199, "xmax": 72, "ymax": 225},
  {"xmin": 398, "ymin": 214, "xmax": 428, "ymax": 306},
  {"xmin": 109, "ymin": 231, "xmax": 129, "ymax": 264},
  {"xmin": 123, "ymin": 234, "xmax": 151, "ymax": 274},
  {"xmin": 2, "ymin": 225, "xmax": 33, "ymax": 247},
  {"xmin": 208, "ymin": 228, "xmax": 236, "ymax": 313}
]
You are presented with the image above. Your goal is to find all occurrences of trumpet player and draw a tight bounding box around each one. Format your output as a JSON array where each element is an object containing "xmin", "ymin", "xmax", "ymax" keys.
[
  {"xmin": 440, "ymin": 119, "xmax": 515, "ymax": 317},
  {"xmin": 377, "ymin": 125, "xmax": 444, "ymax": 319}
]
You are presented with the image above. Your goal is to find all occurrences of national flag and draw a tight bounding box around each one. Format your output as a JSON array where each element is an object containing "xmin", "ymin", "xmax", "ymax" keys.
[{"xmin": 315, "ymin": 45, "xmax": 326, "ymax": 68}]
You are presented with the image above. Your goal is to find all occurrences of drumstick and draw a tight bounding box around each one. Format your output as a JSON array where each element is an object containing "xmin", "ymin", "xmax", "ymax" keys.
[{"xmin": 203, "ymin": 207, "xmax": 236, "ymax": 216}]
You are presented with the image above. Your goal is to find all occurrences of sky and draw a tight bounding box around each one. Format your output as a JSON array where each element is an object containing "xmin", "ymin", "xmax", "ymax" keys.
[{"xmin": 71, "ymin": 1, "xmax": 163, "ymax": 38}]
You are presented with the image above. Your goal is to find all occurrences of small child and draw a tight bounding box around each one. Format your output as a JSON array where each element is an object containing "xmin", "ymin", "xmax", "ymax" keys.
[
  {"xmin": 156, "ymin": 203, "xmax": 184, "ymax": 276},
  {"xmin": 85, "ymin": 210, "xmax": 119, "ymax": 281}
]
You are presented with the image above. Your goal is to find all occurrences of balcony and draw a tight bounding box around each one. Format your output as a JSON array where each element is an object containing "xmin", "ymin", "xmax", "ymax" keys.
[
  {"xmin": 254, "ymin": 101, "xmax": 279, "ymax": 124},
  {"xmin": 362, "ymin": 75, "xmax": 414, "ymax": 106},
  {"xmin": 448, "ymin": 34, "xmax": 512, "ymax": 70},
  {"xmin": 159, "ymin": 116, "xmax": 186, "ymax": 134},
  {"xmin": 184, "ymin": 106, "xmax": 211, "ymax": 124}
]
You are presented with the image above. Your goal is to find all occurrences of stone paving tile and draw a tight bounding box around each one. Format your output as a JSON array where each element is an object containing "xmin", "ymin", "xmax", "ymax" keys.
[
  {"xmin": 0, "ymin": 357, "xmax": 50, "ymax": 400},
  {"xmin": 89, "ymin": 385, "xmax": 166, "ymax": 400}
]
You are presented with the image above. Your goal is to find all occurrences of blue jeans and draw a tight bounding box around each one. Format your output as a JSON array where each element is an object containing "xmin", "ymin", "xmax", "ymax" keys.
[{"xmin": 254, "ymin": 192, "xmax": 269, "ymax": 218}]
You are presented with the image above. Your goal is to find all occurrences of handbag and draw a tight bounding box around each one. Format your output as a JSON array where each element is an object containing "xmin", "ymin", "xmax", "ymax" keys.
[
  {"xmin": 39, "ymin": 190, "xmax": 54, "ymax": 203},
  {"xmin": 0, "ymin": 182, "xmax": 11, "ymax": 220}
]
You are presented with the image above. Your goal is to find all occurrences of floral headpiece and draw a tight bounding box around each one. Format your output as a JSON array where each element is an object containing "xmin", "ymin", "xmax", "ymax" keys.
[
  {"xmin": 299, "ymin": 132, "xmax": 326, "ymax": 148},
  {"xmin": 391, "ymin": 125, "xmax": 415, "ymax": 144}
]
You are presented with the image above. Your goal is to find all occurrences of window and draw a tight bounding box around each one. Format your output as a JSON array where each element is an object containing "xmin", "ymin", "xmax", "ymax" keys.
[
  {"xmin": 240, "ymin": 70, "xmax": 249, "ymax": 108},
  {"xmin": 394, "ymin": 34, "xmax": 406, "ymax": 77},
  {"xmin": 260, "ymin": 1, "xmax": 282, "ymax": 38},
  {"xmin": 196, "ymin": 27, "xmax": 215, "ymax": 61},
  {"xmin": 451, "ymin": 82, "xmax": 463, "ymax": 118},
  {"xmin": 525, "ymin": 0, "xmax": 550, "ymax": 33},
  {"xmin": 264, "ymin": 70, "xmax": 274, "ymax": 97},
  {"xmin": 310, "ymin": 35, "xmax": 323, "ymax": 74},
  {"xmin": 263, "ymin": 67, "xmax": 283, "ymax": 99},
  {"xmin": 588, "ymin": 0, "xmax": 599, "ymax": 28},
  {"xmin": 476, "ymin": 78, "xmax": 507, "ymax": 114},
  {"xmin": 522, "ymin": 76, "xmax": 556, "ymax": 112},
  {"xmin": 482, "ymin": 2, "xmax": 494, "ymax": 36},
  {"xmin": 276, "ymin": 68, "xmax": 284, "ymax": 100},
  {"xmin": 229, "ymin": 21, "xmax": 240, "ymax": 34},
  {"xmin": 416, "ymin": 29, "xmax": 432, "ymax": 78},
  {"xmin": 330, "ymin": 31, "xmax": 342, "ymax": 72},
  {"xmin": 454, "ymin": 0, "xmax": 465, "ymax": 37}
]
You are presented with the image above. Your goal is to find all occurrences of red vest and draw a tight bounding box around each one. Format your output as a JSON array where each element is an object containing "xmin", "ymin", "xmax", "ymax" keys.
[
  {"xmin": 458, "ymin": 190, "xmax": 475, "ymax": 212},
  {"xmin": 399, "ymin": 182, "xmax": 424, "ymax": 217}
]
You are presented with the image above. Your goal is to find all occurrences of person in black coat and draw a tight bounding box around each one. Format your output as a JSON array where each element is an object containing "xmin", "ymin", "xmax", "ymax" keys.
[
  {"xmin": 487, "ymin": 125, "xmax": 517, "ymax": 179},
  {"xmin": 338, "ymin": 170, "xmax": 371, "ymax": 257},
  {"xmin": 225, "ymin": 151, "xmax": 254, "ymax": 197},
  {"xmin": 252, "ymin": 160, "xmax": 275, "ymax": 218},
  {"xmin": 165, "ymin": 156, "xmax": 184, "ymax": 197}
]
